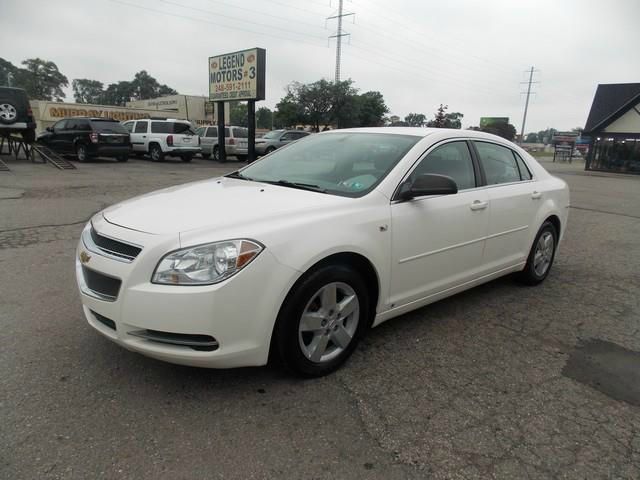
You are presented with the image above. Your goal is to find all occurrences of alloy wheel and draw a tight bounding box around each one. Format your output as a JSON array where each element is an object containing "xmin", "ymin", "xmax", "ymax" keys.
[
  {"xmin": 533, "ymin": 231, "xmax": 554, "ymax": 277},
  {"xmin": 298, "ymin": 282, "xmax": 360, "ymax": 363},
  {"xmin": 0, "ymin": 103, "xmax": 17, "ymax": 122}
]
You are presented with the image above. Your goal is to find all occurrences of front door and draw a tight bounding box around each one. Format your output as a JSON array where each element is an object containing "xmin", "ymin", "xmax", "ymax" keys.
[
  {"xmin": 390, "ymin": 140, "xmax": 489, "ymax": 307},
  {"xmin": 130, "ymin": 120, "xmax": 148, "ymax": 152}
]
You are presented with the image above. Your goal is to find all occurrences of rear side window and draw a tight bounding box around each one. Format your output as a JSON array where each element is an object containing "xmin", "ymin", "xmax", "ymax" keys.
[
  {"xmin": 232, "ymin": 127, "xmax": 248, "ymax": 138},
  {"xmin": 151, "ymin": 122, "xmax": 194, "ymax": 134},
  {"xmin": 514, "ymin": 152, "xmax": 533, "ymax": 180},
  {"xmin": 134, "ymin": 121, "xmax": 148, "ymax": 133},
  {"xmin": 224, "ymin": 127, "xmax": 230, "ymax": 137},
  {"xmin": 91, "ymin": 120, "xmax": 127, "ymax": 134},
  {"xmin": 206, "ymin": 127, "xmax": 217, "ymax": 137},
  {"xmin": 412, "ymin": 141, "xmax": 476, "ymax": 190},
  {"xmin": 474, "ymin": 142, "xmax": 521, "ymax": 185}
]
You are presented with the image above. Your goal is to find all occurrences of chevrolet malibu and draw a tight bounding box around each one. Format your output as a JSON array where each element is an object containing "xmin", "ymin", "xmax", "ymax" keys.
[{"xmin": 76, "ymin": 128, "xmax": 569, "ymax": 376}]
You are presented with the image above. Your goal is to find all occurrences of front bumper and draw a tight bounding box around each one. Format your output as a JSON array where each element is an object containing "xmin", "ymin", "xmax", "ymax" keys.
[{"xmin": 75, "ymin": 215, "xmax": 298, "ymax": 368}]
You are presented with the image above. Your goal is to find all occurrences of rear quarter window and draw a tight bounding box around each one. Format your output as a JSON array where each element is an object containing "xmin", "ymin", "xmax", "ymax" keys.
[{"xmin": 91, "ymin": 121, "xmax": 128, "ymax": 134}]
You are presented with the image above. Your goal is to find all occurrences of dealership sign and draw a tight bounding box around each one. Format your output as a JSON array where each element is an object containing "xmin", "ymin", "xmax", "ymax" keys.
[
  {"xmin": 480, "ymin": 117, "xmax": 509, "ymax": 128},
  {"xmin": 39, "ymin": 103, "xmax": 167, "ymax": 122},
  {"xmin": 209, "ymin": 48, "xmax": 266, "ymax": 102}
]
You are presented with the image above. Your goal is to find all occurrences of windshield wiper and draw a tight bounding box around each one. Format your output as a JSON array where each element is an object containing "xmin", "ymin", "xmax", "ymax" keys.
[
  {"xmin": 262, "ymin": 179, "xmax": 327, "ymax": 193},
  {"xmin": 225, "ymin": 171, "xmax": 252, "ymax": 181}
]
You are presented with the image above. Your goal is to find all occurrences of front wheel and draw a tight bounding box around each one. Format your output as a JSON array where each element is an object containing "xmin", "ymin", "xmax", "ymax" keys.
[
  {"xmin": 518, "ymin": 221, "xmax": 558, "ymax": 285},
  {"xmin": 201, "ymin": 153, "xmax": 211, "ymax": 160},
  {"xmin": 213, "ymin": 145, "xmax": 224, "ymax": 163},
  {"xmin": 274, "ymin": 265, "xmax": 369, "ymax": 377}
]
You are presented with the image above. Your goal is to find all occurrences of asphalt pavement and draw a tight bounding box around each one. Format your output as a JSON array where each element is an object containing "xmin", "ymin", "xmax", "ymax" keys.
[{"xmin": 1, "ymin": 154, "xmax": 639, "ymax": 479}]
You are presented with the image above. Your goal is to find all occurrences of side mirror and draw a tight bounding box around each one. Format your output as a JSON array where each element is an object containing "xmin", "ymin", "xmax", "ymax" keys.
[
  {"xmin": 397, "ymin": 174, "xmax": 458, "ymax": 201},
  {"xmin": 46, "ymin": 126, "xmax": 53, "ymax": 132}
]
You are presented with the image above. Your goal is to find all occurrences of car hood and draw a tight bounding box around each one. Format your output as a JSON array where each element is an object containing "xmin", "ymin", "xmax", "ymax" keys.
[{"xmin": 102, "ymin": 177, "xmax": 348, "ymax": 235}]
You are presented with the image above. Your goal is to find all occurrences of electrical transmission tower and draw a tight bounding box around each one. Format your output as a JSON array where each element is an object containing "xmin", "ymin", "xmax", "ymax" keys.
[
  {"xmin": 327, "ymin": 0, "xmax": 354, "ymax": 83},
  {"xmin": 520, "ymin": 66, "xmax": 540, "ymax": 142}
]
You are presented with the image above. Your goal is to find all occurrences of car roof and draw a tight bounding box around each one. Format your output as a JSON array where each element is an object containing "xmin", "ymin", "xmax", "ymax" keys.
[{"xmin": 322, "ymin": 127, "xmax": 516, "ymax": 143}]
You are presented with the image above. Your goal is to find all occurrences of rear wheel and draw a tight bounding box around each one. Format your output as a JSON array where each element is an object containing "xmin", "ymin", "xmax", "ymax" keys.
[
  {"xmin": 274, "ymin": 264, "xmax": 369, "ymax": 377},
  {"xmin": 149, "ymin": 144, "xmax": 164, "ymax": 162},
  {"xmin": 75, "ymin": 143, "xmax": 87, "ymax": 162},
  {"xmin": 518, "ymin": 221, "xmax": 558, "ymax": 285},
  {"xmin": 0, "ymin": 102, "xmax": 17, "ymax": 125},
  {"xmin": 201, "ymin": 153, "xmax": 211, "ymax": 160}
]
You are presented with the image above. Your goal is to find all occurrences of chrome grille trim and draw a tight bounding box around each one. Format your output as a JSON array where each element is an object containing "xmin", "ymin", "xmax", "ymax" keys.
[{"xmin": 82, "ymin": 224, "xmax": 142, "ymax": 263}]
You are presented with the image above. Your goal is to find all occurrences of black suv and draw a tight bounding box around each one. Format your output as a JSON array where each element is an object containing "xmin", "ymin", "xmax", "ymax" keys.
[
  {"xmin": 37, "ymin": 117, "xmax": 131, "ymax": 162},
  {"xmin": 0, "ymin": 87, "xmax": 37, "ymax": 142}
]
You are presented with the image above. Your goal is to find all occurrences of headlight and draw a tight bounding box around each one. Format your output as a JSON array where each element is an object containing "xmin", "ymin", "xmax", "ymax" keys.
[{"xmin": 152, "ymin": 239, "xmax": 263, "ymax": 285}]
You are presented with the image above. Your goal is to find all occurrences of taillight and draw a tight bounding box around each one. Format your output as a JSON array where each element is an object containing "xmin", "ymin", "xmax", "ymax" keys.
[
  {"xmin": 228, "ymin": 138, "xmax": 235, "ymax": 145},
  {"xmin": 89, "ymin": 132, "xmax": 99, "ymax": 143},
  {"xmin": 167, "ymin": 135, "xmax": 173, "ymax": 146}
]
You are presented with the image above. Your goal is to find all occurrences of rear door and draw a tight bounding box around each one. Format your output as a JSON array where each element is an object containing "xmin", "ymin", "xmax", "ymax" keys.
[
  {"xmin": 201, "ymin": 126, "xmax": 217, "ymax": 154},
  {"xmin": 171, "ymin": 122, "xmax": 198, "ymax": 147},
  {"xmin": 130, "ymin": 120, "xmax": 148, "ymax": 152},
  {"xmin": 472, "ymin": 141, "xmax": 538, "ymax": 272},
  {"xmin": 232, "ymin": 127, "xmax": 248, "ymax": 151}
]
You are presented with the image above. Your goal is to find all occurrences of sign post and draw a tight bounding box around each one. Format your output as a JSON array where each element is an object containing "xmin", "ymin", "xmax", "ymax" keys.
[
  {"xmin": 209, "ymin": 48, "xmax": 266, "ymax": 163},
  {"xmin": 216, "ymin": 102, "xmax": 226, "ymax": 163}
]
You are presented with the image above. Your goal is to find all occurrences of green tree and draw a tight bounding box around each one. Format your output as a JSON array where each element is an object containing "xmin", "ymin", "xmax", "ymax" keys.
[
  {"xmin": 256, "ymin": 107, "xmax": 273, "ymax": 129},
  {"xmin": 72, "ymin": 78, "xmax": 104, "ymax": 104},
  {"xmin": 274, "ymin": 90, "xmax": 304, "ymax": 128},
  {"xmin": 404, "ymin": 113, "xmax": 426, "ymax": 127},
  {"xmin": 297, "ymin": 79, "xmax": 335, "ymax": 131},
  {"xmin": 229, "ymin": 101, "xmax": 248, "ymax": 127},
  {"xmin": 102, "ymin": 81, "xmax": 134, "ymax": 106},
  {"xmin": 483, "ymin": 122, "xmax": 517, "ymax": 141},
  {"xmin": 524, "ymin": 132, "xmax": 539, "ymax": 143},
  {"xmin": 356, "ymin": 91, "xmax": 388, "ymax": 127},
  {"xmin": 131, "ymin": 70, "xmax": 177, "ymax": 100},
  {"xmin": 444, "ymin": 111, "xmax": 463, "ymax": 129},
  {"xmin": 15, "ymin": 58, "xmax": 68, "ymax": 101},
  {"xmin": 426, "ymin": 104, "xmax": 448, "ymax": 128}
]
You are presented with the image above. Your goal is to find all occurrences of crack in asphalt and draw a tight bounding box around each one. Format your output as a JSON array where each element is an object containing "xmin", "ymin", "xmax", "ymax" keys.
[{"xmin": 569, "ymin": 205, "xmax": 640, "ymax": 219}]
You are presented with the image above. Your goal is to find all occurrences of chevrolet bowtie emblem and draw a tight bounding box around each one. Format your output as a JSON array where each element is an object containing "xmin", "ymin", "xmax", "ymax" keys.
[{"xmin": 79, "ymin": 251, "xmax": 91, "ymax": 264}]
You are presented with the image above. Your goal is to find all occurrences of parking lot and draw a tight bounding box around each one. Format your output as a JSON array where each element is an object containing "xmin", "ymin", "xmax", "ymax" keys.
[{"xmin": 1, "ymin": 155, "xmax": 639, "ymax": 479}]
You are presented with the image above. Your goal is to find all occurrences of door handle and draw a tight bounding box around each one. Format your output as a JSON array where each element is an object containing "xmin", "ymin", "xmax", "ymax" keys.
[
  {"xmin": 470, "ymin": 200, "xmax": 488, "ymax": 211},
  {"xmin": 531, "ymin": 191, "xmax": 542, "ymax": 200}
]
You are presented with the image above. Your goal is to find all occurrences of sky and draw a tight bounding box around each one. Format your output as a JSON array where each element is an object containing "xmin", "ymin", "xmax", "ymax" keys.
[{"xmin": 1, "ymin": 0, "xmax": 639, "ymax": 133}]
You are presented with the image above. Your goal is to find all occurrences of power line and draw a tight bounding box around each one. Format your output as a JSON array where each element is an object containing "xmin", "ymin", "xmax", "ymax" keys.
[{"xmin": 106, "ymin": 0, "xmax": 328, "ymax": 47}]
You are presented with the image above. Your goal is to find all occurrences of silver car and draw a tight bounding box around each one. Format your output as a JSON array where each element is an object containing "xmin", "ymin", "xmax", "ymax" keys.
[
  {"xmin": 255, "ymin": 129, "xmax": 310, "ymax": 156},
  {"xmin": 195, "ymin": 125, "xmax": 248, "ymax": 162}
]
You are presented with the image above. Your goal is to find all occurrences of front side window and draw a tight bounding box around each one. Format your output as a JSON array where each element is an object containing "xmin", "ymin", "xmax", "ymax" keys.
[
  {"xmin": 134, "ymin": 121, "xmax": 148, "ymax": 133},
  {"xmin": 206, "ymin": 127, "xmax": 217, "ymax": 137},
  {"xmin": 123, "ymin": 122, "xmax": 134, "ymax": 132},
  {"xmin": 232, "ymin": 127, "xmax": 248, "ymax": 138},
  {"xmin": 411, "ymin": 141, "xmax": 476, "ymax": 190},
  {"xmin": 474, "ymin": 142, "xmax": 521, "ymax": 185},
  {"xmin": 237, "ymin": 132, "xmax": 420, "ymax": 198}
]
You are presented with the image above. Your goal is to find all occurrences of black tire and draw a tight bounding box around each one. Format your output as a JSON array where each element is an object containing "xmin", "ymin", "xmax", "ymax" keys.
[
  {"xmin": 201, "ymin": 153, "xmax": 211, "ymax": 160},
  {"xmin": 274, "ymin": 264, "xmax": 370, "ymax": 377},
  {"xmin": 236, "ymin": 155, "xmax": 247, "ymax": 162},
  {"xmin": 181, "ymin": 154, "xmax": 193, "ymax": 163},
  {"xmin": 265, "ymin": 146, "xmax": 276, "ymax": 155},
  {"xmin": 117, "ymin": 155, "xmax": 128, "ymax": 162},
  {"xmin": 0, "ymin": 102, "xmax": 17, "ymax": 125},
  {"xmin": 517, "ymin": 221, "xmax": 558, "ymax": 285},
  {"xmin": 149, "ymin": 143, "xmax": 164, "ymax": 162},
  {"xmin": 76, "ymin": 143, "xmax": 87, "ymax": 162},
  {"xmin": 213, "ymin": 145, "xmax": 224, "ymax": 163}
]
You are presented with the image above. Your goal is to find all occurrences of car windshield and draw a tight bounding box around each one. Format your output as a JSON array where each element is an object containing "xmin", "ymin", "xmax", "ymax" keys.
[
  {"xmin": 91, "ymin": 121, "xmax": 128, "ymax": 134},
  {"xmin": 237, "ymin": 132, "xmax": 420, "ymax": 198},
  {"xmin": 263, "ymin": 130, "xmax": 283, "ymax": 139}
]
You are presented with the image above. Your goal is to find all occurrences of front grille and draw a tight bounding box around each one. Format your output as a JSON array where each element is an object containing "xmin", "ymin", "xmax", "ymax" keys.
[
  {"xmin": 91, "ymin": 311, "xmax": 116, "ymax": 330},
  {"xmin": 90, "ymin": 227, "xmax": 141, "ymax": 261},
  {"xmin": 128, "ymin": 329, "xmax": 219, "ymax": 351},
  {"xmin": 82, "ymin": 266, "xmax": 121, "ymax": 301}
]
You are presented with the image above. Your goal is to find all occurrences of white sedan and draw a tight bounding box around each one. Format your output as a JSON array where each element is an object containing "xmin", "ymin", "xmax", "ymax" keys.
[{"xmin": 76, "ymin": 128, "xmax": 569, "ymax": 376}]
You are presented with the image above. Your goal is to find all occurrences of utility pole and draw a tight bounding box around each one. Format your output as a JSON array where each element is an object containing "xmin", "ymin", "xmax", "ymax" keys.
[
  {"xmin": 327, "ymin": 0, "xmax": 354, "ymax": 83},
  {"xmin": 520, "ymin": 66, "xmax": 539, "ymax": 143}
]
